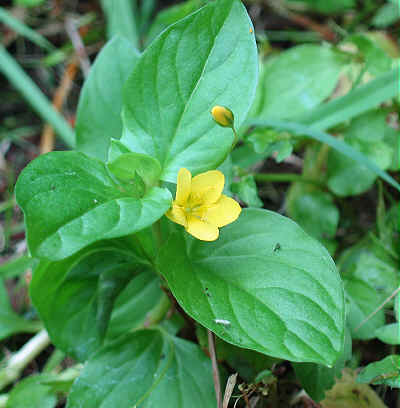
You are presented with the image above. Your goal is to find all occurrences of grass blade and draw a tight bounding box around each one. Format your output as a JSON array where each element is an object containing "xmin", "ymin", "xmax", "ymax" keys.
[
  {"xmin": 246, "ymin": 119, "xmax": 400, "ymax": 192},
  {"xmin": 0, "ymin": 6, "xmax": 54, "ymax": 51},
  {"xmin": 0, "ymin": 45, "xmax": 75, "ymax": 148},
  {"xmin": 296, "ymin": 68, "xmax": 398, "ymax": 130}
]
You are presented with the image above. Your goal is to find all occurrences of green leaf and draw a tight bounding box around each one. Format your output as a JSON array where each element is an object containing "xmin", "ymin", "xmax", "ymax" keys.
[
  {"xmin": 245, "ymin": 119, "xmax": 400, "ymax": 193},
  {"xmin": 76, "ymin": 36, "xmax": 140, "ymax": 161},
  {"xmin": 345, "ymin": 109, "xmax": 387, "ymax": 143},
  {"xmin": 287, "ymin": 0, "xmax": 355, "ymax": 14},
  {"xmin": 340, "ymin": 237, "xmax": 397, "ymax": 340},
  {"xmin": 231, "ymin": 144, "xmax": 264, "ymax": 169},
  {"xmin": 375, "ymin": 323, "xmax": 400, "ymax": 345},
  {"xmin": 100, "ymin": 0, "xmax": 139, "ymax": 48},
  {"xmin": 373, "ymin": 3, "xmax": 400, "ymax": 27},
  {"xmin": 327, "ymin": 135, "xmax": 393, "ymax": 196},
  {"xmin": 30, "ymin": 246, "xmax": 163, "ymax": 361},
  {"xmin": 0, "ymin": 44, "xmax": 74, "ymax": 148},
  {"xmin": 296, "ymin": 69, "xmax": 398, "ymax": 131},
  {"xmin": 357, "ymin": 355, "xmax": 400, "ymax": 388},
  {"xmin": 146, "ymin": 0, "xmax": 205, "ymax": 45},
  {"xmin": 15, "ymin": 151, "xmax": 171, "ymax": 260},
  {"xmin": 0, "ymin": 280, "xmax": 41, "ymax": 340},
  {"xmin": 5, "ymin": 374, "xmax": 57, "ymax": 408},
  {"xmin": 293, "ymin": 327, "xmax": 352, "ymax": 401},
  {"xmin": 247, "ymin": 128, "xmax": 294, "ymax": 161},
  {"xmin": 347, "ymin": 34, "xmax": 392, "ymax": 75},
  {"xmin": 339, "ymin": 241, "xmax": 398, "ymax": 300},
  {"xmin": 14, "ymin": 0, "xmax": 46, "ymax": 7},
  {"xmin": 159, "ymin": 209, "xmax": 345, "ymax": 366},
  {"xmin": 107, "ymin": 152, "xmax": 162, "ymax": 190},
  {"xmin": 287, "ymin": 189, "xmax": 339, "ymax": 242},
  {"xmin": 121, "ymin": 0, "xmax": 258, "ymax": 182},
  {"xmin": 66, "ymin": 330, "xmax": 216, "ymax": 408},
  {"xmin": 344, "ymin": 278, "xmax": 385, "ymax": 340},
  {"xmin": 231, "ymin": 175, "xmax": 263, "ymax": 208},
  {"xmin": 251, "ymin": 45, "xmax": 346, "ymax": 120}
]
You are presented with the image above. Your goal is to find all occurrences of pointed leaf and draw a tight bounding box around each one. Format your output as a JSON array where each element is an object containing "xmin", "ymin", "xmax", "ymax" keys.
[
  {"xmin": 15, "ymin": 151, "xmax": 171, "ymax": 260},
  {"xmin": 76, "ymin": 36, "xmax": 140, "ymax": 161},
  {"xmin": 66, "ymin": 330, "xmax": 216, "ymax": 408},
  {"xmin": 30, "ymin": 246, "xmax": 164, "ymax": 361},
  {"xmin": 121, "ymin": 0, "xmax": 258, "ymax": 181},
  {"xmin": 159, "ymin": 209, "xmax": 345, "ymax": 366}
]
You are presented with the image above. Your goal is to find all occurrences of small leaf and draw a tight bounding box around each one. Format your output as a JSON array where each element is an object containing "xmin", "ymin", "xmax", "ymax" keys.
[
  {"xmin": 159, "ymin": 209, "xmax": 345, "ymax": 366},
  {"xmin": 5, "ymin": 374, "xmax": 57, "ymax": 408},
  {"xmin": 76, "ymin": 36, "xmax": 140, "ymax": 161},
  {"xmin": 344, "ymin": 279, "xmax": 385, "ymax": 340},
  {"xmin": 287, "ymin": 188, "xmax": 339, "ymax": 242},
  {"xmin": 250, "ymin": 45, "xmax": 346, "ymax": 120},
  {"xmin": 231, "ymin": 175, "xmax": 263, "ymax": 208},
  {"xmin": 30, "ymin": 246, "xmax": 163, "ymax": 361},
  {"xmin": 66, "ymin": 330, "xmax": 216, "ymax": 408},
  {"xmin": 375, "ymin": 323, "xmax": 400, "ymax": 345},
  {"xmin": 357, "ymin": 355, "xmax": 400, "ymax": 388},
  {"xmin": 15, "ymin": 151, "xmax": 171, "ymax": 260},
  {"xmin": 327, "ymin": 136, "xmax": 393, "ymax": 197},
  {"xmin": 107, "ymin": 152, "xmax": 162, "ymax": 190},
  {"xmin": 121, "ymin": 0, "xmax": 258, "ymax": 182}
]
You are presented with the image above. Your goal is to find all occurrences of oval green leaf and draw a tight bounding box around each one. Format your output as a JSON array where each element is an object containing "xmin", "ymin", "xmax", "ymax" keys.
[
  {"xmin": 121, "ymin": 0, "xmax": 258, "ymax": 182},
  {"xmin": 31, "ymin": 247, "xmax": 163, "ymax": 361},
  {"xmin": 76, "ymin": 36, "xmax": 140, "ymax": 161},
  {"xmin": 66, "ymin": 330, "xmax": 216, "ymax": 408},
  {"xmin": 15, "ymin": 151, "xmax": 171, "ymax": 260},
  {"xmin": 159, "ymin": 209, "xmax": 345, "ymax": 366}
]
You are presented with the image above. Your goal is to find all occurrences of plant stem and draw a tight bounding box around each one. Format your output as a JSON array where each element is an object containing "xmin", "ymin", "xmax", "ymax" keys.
[
  {"xmin": 208, "ymin": 330, "xmax": 222, "ymax": 408},
  {"xmin": 152, "ymin": 220, "xmax": 163, "ymax": 249},
  {"xmin": 253, "ymin": 173, "xmax": 322, "ymax": 186},
  {"xmin": 0, "ymin": 330, "xmax": 50, "ymax": 391}
]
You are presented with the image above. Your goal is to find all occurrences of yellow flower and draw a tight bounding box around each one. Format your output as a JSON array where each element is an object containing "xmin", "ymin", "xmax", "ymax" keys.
[
  {"xmin": 211, "ymin": 105, "xmax": 234, "ymax": 128},
  {"xmin": 166, "ymin": 168, "xmax": 241, "ymax": 241}
]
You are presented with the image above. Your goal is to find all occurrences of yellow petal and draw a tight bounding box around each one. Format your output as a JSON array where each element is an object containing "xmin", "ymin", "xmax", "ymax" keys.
[
  {"xmin": 191, "ymin": 170, "xmax": 224, "ymax": 204},
  {"xmin": 204, "ymin": 195, "xmax": 241, "ymax": 227},
  {"xmin": 186, "ymin": 216, "xmax": 219, "ymax": 241},
  {"xmin": 165, "ymin": 204, "xmax": 187, "ymax": 227},
  {"xmin": 176, "ymin": 168, "xmax": 191, "ymax": 206}
]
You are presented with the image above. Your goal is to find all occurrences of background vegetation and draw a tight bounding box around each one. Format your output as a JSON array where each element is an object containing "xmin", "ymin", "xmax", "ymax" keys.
[{"xmin": 0, "ymin": 0, "xmax": 399, "ymax": 407}]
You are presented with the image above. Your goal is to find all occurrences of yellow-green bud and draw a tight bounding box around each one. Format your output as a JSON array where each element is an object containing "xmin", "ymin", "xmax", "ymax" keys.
[{"xmin": 211, "ymin": 105, "xmax": 234, "ymax": 128}]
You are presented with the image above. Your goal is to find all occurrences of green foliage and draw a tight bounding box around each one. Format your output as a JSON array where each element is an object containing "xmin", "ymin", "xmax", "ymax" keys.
[
  {"xmin": 121, "ymin": 0, "xmax": 258, "ymax": 182},
  {"xmin": 357, "ymin": 355, "xmax": 400, "ymax": 388},
  {"xmin": 373, "ymin": 2, "xmax": 400, "ymax": 27},
  {"xmin": 30, "ymin": 246, "xmax": 162, "ymax": 361},
  {"xmin": 158, "ymin": 209, "xmax": 345, "ymax": 366},
  {"xmin": 0, "ymin": 45, "xmax": 75, "ymax": 147},
  {"xmin": 7, "ymin": 0, "xmax": 399, "ymax": 405},
  {"xmin": 66, "ymin": 329, "xmax": 216, "ymax": 408},
  {"xmin": 15, "ymin": 151, "xmax": 171, "ymax": 260},
  {"xmin": 231, "ymin": 175, "xmax": 263, "ymax": 208},
  {"xmin": 251, "ymin": 45, "xmax": 346, "ymax": 121},
  {"xmin": 287, "ymin": 0, "xmax": 355, "ymax": 14},
  {"xmin": 76, "ymin": 36, "xmax": 140, "ymax": 161},
  {"xmin": 5, "ymin": 374, "xmax": 57, "ymax": 408},
  {"xmin": 100, "ymin": 0, "xmax": 139, "ymax": 48}
]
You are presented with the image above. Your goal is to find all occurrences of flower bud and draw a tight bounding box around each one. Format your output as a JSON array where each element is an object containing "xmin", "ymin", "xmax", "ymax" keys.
[{"xmin": 211, "ymin": 105, "xmax": 234, "ymax": 128}]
